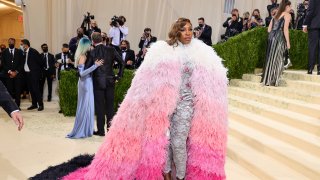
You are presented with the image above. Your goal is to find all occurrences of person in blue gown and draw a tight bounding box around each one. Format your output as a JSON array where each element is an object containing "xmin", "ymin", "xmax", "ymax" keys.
[{"xmin": 67, "ymin": 38, "xmax": 103, "ymax": 139}]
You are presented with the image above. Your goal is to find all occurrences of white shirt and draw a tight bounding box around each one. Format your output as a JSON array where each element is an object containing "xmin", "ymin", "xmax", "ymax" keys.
[
  {"xmin": 24, "ymin": 48, "xmax": 30, "ymax": 72},
  {"xmin": 119, "ymin": 25, "xmax": 128, "ymax": 40},
  {"xmin": 61, "ymin": 53, "xmax": 69, "ymax": 71},
  {"xmin": 122, "ymin": 51, "xmax": 127, "ymax": 62},
  {"xmin": 9, "ymin": 48, "xmax": 15, "ymax": 56},
  {"xmin": 44, "ymin": 53, "xmax": 49, "ymax": 69},
  {"xmin": 109, "ymin": 26, "xmax": 121, "ymax": 46}
]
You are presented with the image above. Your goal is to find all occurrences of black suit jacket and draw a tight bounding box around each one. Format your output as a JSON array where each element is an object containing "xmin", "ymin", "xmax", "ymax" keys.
[
  {"xmin": 1, "ymin": 48, "xmax": 24, "ymax": 78},
  {"xmin": 198, "ymin": 25, "xmax": 212, "ymax": 46},
  {"xmin": 303, "ymin": 0, "xmax": 320, "ymax": 29},
  {"xmin": 118, "ymin": 49, "xmax": 135, "ymax": 69},
  {"xmin": 138, "ymin": 36, "xmax": 157, "ymax": 49},
  {"xmin": 223, "ymin": 17, "xmax": 243, "ymax": 36},
  {"xmin": 25, "ymin": 48, "xmax": 43, "ymax": 74},
  {"xmin": 40, "ymin": 53, "xmax": 56, "ymax": 75},
  {"xmin": 55, "ymin": 52, "xmax": 75, "ymax": 71},
  {"xmin": 0, "ymin": 81, "xmax": 18, "ymax": 116},
  {"xmin": 87, "ymin": 44, "xmax": 124, "ymax": 89}
]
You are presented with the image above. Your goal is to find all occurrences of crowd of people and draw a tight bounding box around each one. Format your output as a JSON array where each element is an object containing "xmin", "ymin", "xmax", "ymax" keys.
[{"xmin": 221, "ymin": 0, "xmax": 310, "ymax": 41}]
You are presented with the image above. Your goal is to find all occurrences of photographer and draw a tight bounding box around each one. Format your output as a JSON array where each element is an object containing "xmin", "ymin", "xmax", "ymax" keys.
[
  {"xmin": 138, "ymin": 28, "xmax": 157, "ymax": 51},
  {"xmin": 222, "ymin": 9, "xmax": 243, "ymax": 41},
  {"xmin": 265, "ymin": 7, "xmax": 279, "ymax": 27},
  {"xmin": 108, "ymin": 15, "xmax": 129, "ymax": 51},
  {"xmin": 267, "ymin": 0, "xmax": 279, "ymax": 17},
  {"xmin": 69, "ymin": 27, "xmax": 88, "ymax": 54},
  {"xmin": 296, "ymin": 0, "xmax": 309, "ymax": 30},
  {"xmin": 248, "ymin": 9, "xmax": 264, "ymax": 29},
  {"xmin": 87, "ymin": 20, "xmax": 101, "ymax": 38}
]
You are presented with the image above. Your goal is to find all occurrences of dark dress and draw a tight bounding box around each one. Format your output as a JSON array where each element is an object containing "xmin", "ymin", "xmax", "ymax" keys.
[{"xmin": 261, "ymin": 16, "xmax": 287, "ymax": 86}]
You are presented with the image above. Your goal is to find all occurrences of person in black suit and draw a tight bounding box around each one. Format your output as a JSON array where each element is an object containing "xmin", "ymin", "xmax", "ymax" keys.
[
  {"xmin": 88, "ymin": 32, "xmax": 124, "ymax": 136},
  {"xmin": 0, "ymin": 81, "xmax": 24, "ymax": 131},
  {"xmin": 303, "ymin": 0, "xmax": 320, "ymax": 74},
  {"xmin": 138, "ymin": 28, "xmax": 157, "ymax": 51},
  {"xmin": 1, "ymin": 38, "xmax": 24, "ymax": 108},
  {"xmin": 86, "ymin": 20, "xmax": 102, "ymax": 39},
  {"xmin": 39, "ymin": 44, "xmax": 56, "ymax": 102},
  {"xmin": 0, "ymin": 44, "xmax": 7, "ymax": 84},
  {"xmin": 55, "ymin": 44, "xmax": 75, "ymax": 80},
  {"xmin": 222, "ymin": 9, "xmax": 243, "ymax": 40},
  {"xmin": 119, "ymin": 40, "xmax": 135, "ymax": 69},
  {"xmin": 195, "ymin": 17, "xmax": 212, "ymax": 46},
  {"xmin": 21, "ymin": 39, "xmax": 45, "ymax": 111}
]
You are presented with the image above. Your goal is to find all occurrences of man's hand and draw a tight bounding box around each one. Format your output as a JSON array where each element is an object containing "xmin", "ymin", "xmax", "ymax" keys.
[
  {"xmin": 303, "ymin": 26, "xmax": 308, "ymax": 33},
  {"xmin": 127, "ymin": 60, "xmax": 133, "ymax": 65},
  {"xmin": 11, "ymin": 111, "xmax": 24, "ymax": 131}
]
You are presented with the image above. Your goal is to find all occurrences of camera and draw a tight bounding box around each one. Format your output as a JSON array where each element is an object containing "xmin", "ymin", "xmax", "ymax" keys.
[
  {"xmin": 81, "ymin": 12, "xmax": 94, "ymax": 31},
  {"xmin": 110, "ymin": 15, "xmax": 124, "ymax": 27}
]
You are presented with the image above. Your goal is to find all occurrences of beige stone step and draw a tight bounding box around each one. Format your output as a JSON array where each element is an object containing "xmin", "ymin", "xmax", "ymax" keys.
[
  {"xmin": 227, "ymin": 136, "xmax": 308, "ymax": 180},
  {"xmin": 229, "ymin": 79, "xmax": 320, "ymax": 104},
  {"xmin": 228, "ymin": 95, "xmax": 320, "ymax": 136},
  {"xmin": 229, "ymin": 120, "xmax": 320, "ymax": 179},
  {"xmin": 229, "ymin": 107, "xmax": 320, "ymax": 157},
  {"xmin": 242, "ymin": 74, "xmax": 262, "ymax": 83},
  {"xmin": 283, "ymin": 70, "xmax": 320, "ymax": 83},
  {"xmin": 229, "ymin": 87, "xmax": 320, "ymax": 119},
  {"xmin": 285, "ymin": 80, "xmax": 320, "ymax": 92},
  {"xmin": 226, "ymin": 157, "xmax": 260, "ymax": 180}
]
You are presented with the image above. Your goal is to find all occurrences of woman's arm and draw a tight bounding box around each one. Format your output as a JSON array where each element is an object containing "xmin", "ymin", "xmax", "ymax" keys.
[
  {"xmin": 284, "ymin": 13, "xmax": 291, "ymax": 49},
  {"xmin": 79, "ymin": 64, "xmax": 98, "ymax": 77},
  {"xmin": 268, "ymin": 18, "xmax": 273, "ymax": 33}
]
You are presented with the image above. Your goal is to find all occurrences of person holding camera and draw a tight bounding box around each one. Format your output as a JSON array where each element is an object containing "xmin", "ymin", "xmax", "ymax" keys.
[
  {"xmin": 267, "ymin": 0, "xmax": 280, "ymax": 17},
  {"xmin": 87, "ymin": 20, "xmax": 101, "ymax": 39},
  {"xmin": 138, "ymin": 28, "xmax": 157, "ymax": 51},
  {"xmin": 195, "ymin": 17, "xmax": 212, "ymax": 46},
  {"xmin": 55, "ymin": 44, "xmax": 75, "ymax": 80},
  {"xmin": 69, "ymin": 27, "xmax": 88, "ymax": 54},
  {"xmin": 222, "ymin": 9, "xmax": 243, "ymax": 40},
  {"xmin": 303, "ymin": 0, "xmax": 320, "ymax": 75},
  {"xmin": 109, "ymin": 15, "xmax": 129, "ymax": 51},
  {"xmin": 248, "ymin": 9, "xmax": 265, "ymax": 29},
  {"xmin": 296, "ymin": 0, "xmax": 309, "ymax": 30}
]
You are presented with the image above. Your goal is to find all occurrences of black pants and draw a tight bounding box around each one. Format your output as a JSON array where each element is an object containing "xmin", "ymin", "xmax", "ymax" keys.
[
  {"xmin": 26, "ymin": 72, "xmax": 43, "ymax": 107},
  {"xmin": 94, "ymin": 83, "xmax": 115, "ymax": 133},
  {"xmin": 5, "ymin": 76, "xmax": 22, "ymax": 107},
  {"xmin": 40, "ymin": 70, "xmax": 53, "ymax": 100},
  {"xmin": 308, "ymin": 29, "xmax": 320, "ymax": 71}
]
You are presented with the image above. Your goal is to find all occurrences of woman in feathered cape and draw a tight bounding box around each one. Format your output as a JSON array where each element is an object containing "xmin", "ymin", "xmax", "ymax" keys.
[{"xmin": 63, "ymin": 18, "xmax": 228, "ymax": 180}]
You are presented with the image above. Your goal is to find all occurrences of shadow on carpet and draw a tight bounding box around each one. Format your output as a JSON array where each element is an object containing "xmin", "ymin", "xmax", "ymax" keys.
[{"xmin": 29, "ymin": 154, "xmax": 94, "ymax": 180}]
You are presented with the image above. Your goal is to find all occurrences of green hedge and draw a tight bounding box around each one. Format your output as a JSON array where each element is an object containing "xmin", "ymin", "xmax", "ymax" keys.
[
  {"xmin": 59, "ymin": 70, "xmax": 78, "ymax": 116},
  {"xmin": 59, "ymin": 70, "xmax": 134, "ymax": 116},
  {"xmin": 213, "ymin": 27, "xmax": 308, "ymax": 79}
]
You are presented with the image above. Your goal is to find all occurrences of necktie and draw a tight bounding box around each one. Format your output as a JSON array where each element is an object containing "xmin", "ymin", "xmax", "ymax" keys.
[
  {"xmin": 45, "ymin": 54, "xmax": 49, "ymax": 69},
  {"xmin": 10, "ymin": 50, "xmax": 13, "ymax": 61},
  {"xmin": 63, "ymin": 54, "xmax": 67, "ymax": 69}
]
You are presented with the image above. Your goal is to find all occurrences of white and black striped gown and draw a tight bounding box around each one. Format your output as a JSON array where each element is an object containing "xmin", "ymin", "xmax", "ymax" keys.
[{"xmin": 261, "ymin": 16, "xmax": 287, "ymax": 86}]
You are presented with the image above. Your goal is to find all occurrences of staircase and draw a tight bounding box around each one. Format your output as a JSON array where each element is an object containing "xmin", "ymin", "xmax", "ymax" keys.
[{"xmin": 227, "ymin": 70, "xmax": 320, "ymax": 180}]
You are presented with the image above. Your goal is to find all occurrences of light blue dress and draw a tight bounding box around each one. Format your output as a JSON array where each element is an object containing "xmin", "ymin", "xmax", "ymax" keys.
[{"xmin": 67, "ymin": 63, "xmax": 98, "ymax": 139}]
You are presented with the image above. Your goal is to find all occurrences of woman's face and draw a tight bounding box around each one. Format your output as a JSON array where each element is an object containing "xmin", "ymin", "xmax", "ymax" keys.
[
  {"xmin": 253, "ymin": 10, "xmax": 259, "ymax": 16},
  {"xmin": 179, "ymin": 23, "xmax": 193, "ymax": 45},
  {"xmin": 285, "ymin": 5, "xmax": 292, "ymax": 13}
]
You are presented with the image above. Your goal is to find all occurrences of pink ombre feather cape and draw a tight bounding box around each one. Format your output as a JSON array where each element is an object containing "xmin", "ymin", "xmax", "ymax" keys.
[{"xmin": 63, "ymin": 39, "xmax": 228, "ymax": 180}]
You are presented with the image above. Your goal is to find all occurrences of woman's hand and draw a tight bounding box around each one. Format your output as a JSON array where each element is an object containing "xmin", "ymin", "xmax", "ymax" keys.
[
  {"xmin": 287, "ymin": 42, "xmax": 291, "ymax": 49},
  {"xmin": 95, "ymin": 59, "xmax": 104, "ymax": 66}
]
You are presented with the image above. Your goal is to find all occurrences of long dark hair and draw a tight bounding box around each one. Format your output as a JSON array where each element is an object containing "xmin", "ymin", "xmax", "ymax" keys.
[
  {"xmin": 167, "ymin": 18, "xmax": 192, "ymax": 47},
  {"xmin": 275, "ymin": 0, "xmax": 291, "ymax": 19}
]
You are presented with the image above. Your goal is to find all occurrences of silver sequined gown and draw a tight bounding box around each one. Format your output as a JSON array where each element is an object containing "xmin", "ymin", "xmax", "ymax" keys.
[
  {"xmin": 164, "ymin": 59, "xmax": 194, "ymax": 179},
  {"xmin": 261, "ymin": 16, "xmax": 287, "ymax": 86}
]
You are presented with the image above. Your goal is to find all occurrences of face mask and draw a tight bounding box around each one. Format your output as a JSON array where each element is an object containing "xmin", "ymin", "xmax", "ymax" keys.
[
  {"xmin": 121, "ymin": 47, "xmax": 127, "ymax": 51},
  {"xmin": 42, "ymin": 48, "xmax": 48, "ymax": 53},
  {"xmin": 9, "ymin": 44, "xmax": 15, "ymax": 49},
  {"xmin": 63, "ymin": 51, "xmax": 68, "ymax": 55},
  {"xmin": 199, "ymin": 24, "xmax": 204, "ymax": 28},
  {"xmin": 77, "ymin": 33, "xmax": 83, "ymax": 38}
]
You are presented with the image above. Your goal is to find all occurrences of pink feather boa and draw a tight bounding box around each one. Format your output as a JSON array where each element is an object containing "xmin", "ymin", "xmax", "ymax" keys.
[{"xmin": 63, "ymin": 39, "xmax": 228, "ymax": 180}]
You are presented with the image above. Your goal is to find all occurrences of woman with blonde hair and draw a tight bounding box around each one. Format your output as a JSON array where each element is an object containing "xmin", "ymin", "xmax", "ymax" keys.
[{"xmin": 66, "ymin": 37, "xmax": 103, "ymax": 138}]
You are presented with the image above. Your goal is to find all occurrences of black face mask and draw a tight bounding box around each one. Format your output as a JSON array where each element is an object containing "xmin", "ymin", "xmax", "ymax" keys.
[
  {"xmin": 63, "ymin": 51, "xmax": 68, "ymax": 55},
  {"xmin": 9, "ymin": 44, "xmax": 15, "ymax": 49},
  {"xmin": 121, "ymin": 47, "xmax": 127, "ymax": 51},
  {"xmin": 199, "ymin": 24, "xmax": 204, "ymax": 28},
  {"xmin": 77, "ymin": 33, "xmax": 83, "ymax": 38},
  {"xmin": 42, "ymin": 48, "xmax": 48, "ymax": 53}
]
